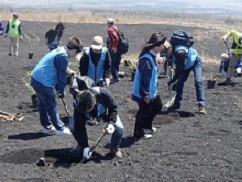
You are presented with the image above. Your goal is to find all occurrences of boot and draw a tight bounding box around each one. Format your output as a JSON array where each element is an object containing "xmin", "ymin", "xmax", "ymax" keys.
[{"xmin": 218, "ymin": 78, "xmax": 231, "ymax": 86}]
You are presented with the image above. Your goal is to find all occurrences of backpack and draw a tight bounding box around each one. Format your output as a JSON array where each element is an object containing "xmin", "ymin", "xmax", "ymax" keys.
[
  {"xmin": 117, "ymin": 32, "xmax": 129, "ymax": 55},
  {"xmin": 170, "ymin": 30, "xmax": 194, "ymax": 48}
]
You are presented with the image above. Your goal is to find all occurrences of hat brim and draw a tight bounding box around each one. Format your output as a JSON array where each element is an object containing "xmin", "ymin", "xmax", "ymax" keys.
[{"xmin": 90, "ymin": 45, "xmax": 102, "ymax": 50}]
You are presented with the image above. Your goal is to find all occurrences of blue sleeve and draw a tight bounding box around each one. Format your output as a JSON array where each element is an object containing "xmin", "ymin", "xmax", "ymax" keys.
[
  {"xmin": 138, "ymin": 58, "xmax": 152, "ymax": 98},
  {"xmin": 219, "ymin": 61, "xmax": 224, "ymax": 73},
  {"xmin": 54, "ymin": 54, "xmax": 68, "ymax": 94}
]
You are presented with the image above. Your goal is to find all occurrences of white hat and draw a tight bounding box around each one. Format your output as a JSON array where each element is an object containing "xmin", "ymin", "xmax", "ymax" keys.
[
  {"xmin": 107, "ymin": 18, "xmax": 114, "ymax": 24},
  {"xmin": 90, "ymin": 36, "xmax": 103, "ymax": 50},
  {"xmin": 220, "ymin": 53, "xmax": 229, "ymax": 58}
]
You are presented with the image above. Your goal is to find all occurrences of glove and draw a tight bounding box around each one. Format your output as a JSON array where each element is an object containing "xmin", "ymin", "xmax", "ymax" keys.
[
  {"xmin": 83, "ymin": 147, "xmax": 92, "ymax": 160},
  {"xmin": 58, "ymin": 92, "xmax": 65, "ymax": 98},
  {"xmin": 19, "ymin": 35, "xmax": 23, "ymax": 41},
  {"xmin": 105, "ymin": 78, "xmax": 110, "ymax": 87},
  {"xmin": 222, "ymin": 36, "xmax": 227, "ymax": 43},
  {"xmin": 67, "ymin": 69, "xmax": 76, "ymax": 77},
  {"xmin": 104, "ymin": 123, "xmax": 115, "ymax": 134}
]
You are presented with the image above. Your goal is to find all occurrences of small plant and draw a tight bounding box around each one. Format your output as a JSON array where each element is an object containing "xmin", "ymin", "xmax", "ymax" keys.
[
  {"xmin": 22, "ymin": 71, "xmax": 35, "ymax": 94},
  {"xmin": 24, "ymin": 32, "xmax": 40, "ymax": 58}
]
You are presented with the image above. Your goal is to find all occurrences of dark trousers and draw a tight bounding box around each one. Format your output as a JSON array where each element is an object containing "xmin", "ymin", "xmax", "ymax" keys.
[
  {"xmin": 134, "ymin": 95, "xmax": 162, "ymax": 138},
  {"xmin": 110, "ymin": 51, "xmax": 122, "ymax": 80}
]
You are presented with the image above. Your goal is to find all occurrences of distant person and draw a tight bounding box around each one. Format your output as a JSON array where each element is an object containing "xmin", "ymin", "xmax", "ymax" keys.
[
  {"xmin": 4, "ymin": 13, "xmax": 22, "ymax": 56},
  {"xmin": 219, "ymin": 30, "xmax": 242, "ymax": 85},
  {"xmin": 132, "ymin": 32, "xmax": 166, "ymax": 140},
  {"xmin": 79, "ymin": 36, "xmax": 111, "ymax": 86},
  {"xmin": 45, "ymin": 22, "xmax": 65, "ymax": 51},
  {"xmin": 166, "ymin": 30, "xmax": 206, "ymax": 114},
  {"xmin": 107, "ymin": 18, "xmax": 121, "ymax": 84},
  {"xmin": 31, "ymin": 36, "xmax": 83, "ymax": 135},
  {"xmin": 0, "ymin": 20, "xmax": 4, "ymax": 35}
]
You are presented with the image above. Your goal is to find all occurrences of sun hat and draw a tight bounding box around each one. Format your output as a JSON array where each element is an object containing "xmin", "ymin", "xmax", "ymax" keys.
[{"xmin": 90, "ymin": 36, "xmax": 103, "ymax": 50}]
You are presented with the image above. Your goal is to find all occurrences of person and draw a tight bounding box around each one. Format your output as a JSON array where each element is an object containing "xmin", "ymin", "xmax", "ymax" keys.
[
  {"xmin": 69, "ymin": 76, "xmax": 124, "ymax": 161},
  {"xmin": 107, "ymin": 18, "xmax": 121, "ymax": 83},
  {"xmin": 219, "ymin": 30, "xmax": 242, "ymax": 85},
  {"xmin": 30, "ymin": 36, "xmax": 83, "ymax": 135},
  {"xmin": 45, "ymin": 22, "xmax": 65, "ymax": 51},
  {"xmin": 0, "ymin": 20, "xmax": 4, "ymax": 35},
  {"xmin": 4, "ymin": 13, "xmax": 22, "ymax": 56},
  {"xmin": 132, "ymin": 32, "xmax": 166, "ymax": 140},
  {"xmin": 79, "ymin": 36, "xmax": 111, "ymax": 86},
  {"xmin": 166, "ymin": 30, "xmax": 206, "ymax": 114}
]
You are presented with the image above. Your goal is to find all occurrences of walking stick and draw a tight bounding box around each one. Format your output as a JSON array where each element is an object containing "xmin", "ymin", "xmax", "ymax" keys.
[
  {"xmin": 61, "ymin": 98, "xmax": 69, "ymax": 118},
  {"xmin": 224, "ymin": 41, "xmax": 230, "ymax": 53}
]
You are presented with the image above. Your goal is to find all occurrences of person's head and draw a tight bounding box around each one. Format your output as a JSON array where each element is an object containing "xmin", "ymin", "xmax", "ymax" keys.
[
  {"xmin": 220, "ymin": 53, "xmax": 229, "ymax": 61},
  {"xmin": 13, "ymin": 13, "xmax": 19, "ymax": 20},
  {"xmin": 107, "ymin": 18, "xmax": 114, "ymax": 27},
  {"xmin": 77, "ymin": 90, "xmax": 96, "ymax": 113},
  {"xmin": 90, "ymin": 36, "xmax": 103, "ymax": 54},
  {"xmin": 55, "ymin": 23, "xmax": 65, "ymax": 31},
  {"xmin": 139, "ymin": 32, "xmax": 167, "ymax": 58},
  {"xmin": 66, "ymin": 36, "xmax": 83, "ymax": 58}
]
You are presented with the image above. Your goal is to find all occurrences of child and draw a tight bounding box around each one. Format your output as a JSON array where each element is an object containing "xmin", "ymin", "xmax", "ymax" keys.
[
  {"xmin": 132, "ymin": 32, "xmax": 166, "ymax": 140},
  {"xmin": 69, "ymin": 76, "xmax": 124, "ymax": 161}
]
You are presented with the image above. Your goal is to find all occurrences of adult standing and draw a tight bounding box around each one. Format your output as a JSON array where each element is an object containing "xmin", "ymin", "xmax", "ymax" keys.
[
  {"xmin": 107, "ymin": 18, "xmax": 121, "ymax": 83},
  {"xmin": 4, "ymin": 13, "xmax": 22, "ymax": 56},
  {"xmin": 31, "ymin": 36, "xmax": 83, "ymax": 135},
  {"xmin": 219, "ymin": 30, "xmax": 242, "ymax": 85}
]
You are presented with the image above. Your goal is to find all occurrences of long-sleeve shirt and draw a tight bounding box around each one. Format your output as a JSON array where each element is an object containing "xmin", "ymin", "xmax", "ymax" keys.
[
  {"xmin": 107, "ymin": 25, "xmax": 119, "ymax": 49},
  {"xmin": 223, "ymin": 30, "xmax": 242, "ymax": 55},
  {"xmin": 5, "ymin": 21, "xmax": 22, "ymax": 36},
  {"xmin": 79, "ymin": 48, "xmax": 111, "ymax": 79}
]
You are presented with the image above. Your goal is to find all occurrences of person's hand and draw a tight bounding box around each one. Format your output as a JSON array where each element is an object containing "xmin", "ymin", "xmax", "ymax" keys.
[
  {"xmin": 105, "ymin": 78, "xmax": 110, "ymax": 87},
  {"xmin": 68, "ymin": 69, "xmax": 76, "ymax": 77},
  {"xmin": 112, "ymin": 48, "xmax": 117, "ymax": 53},
  {"xmin": 222, "ymin": 36, "xmax": 227, "ymax": 43},
  {"xmin": 58, "ymin": 92, "xmax": 65, "ymax": 98},
  {"xmin": 104, "ymin": 124, "xmax": 115, "ymax": 134},
  {"xmin": 83, "ymin": 147, "xmax": 92, "ymax": 160},
  {"xmin": 167, "ymin": 81, "xmax": 173, "ymax": 86},
  {"xmin": 19, "ymin": 35, "xmax": 23, "ymax": 41},
  {"xmin": 4, "ymin": 33, "xmax": 7, "ymax": 38},
  {"xmin": 144, "ymin": 96, "xmax": 150, "ymax": 104}
]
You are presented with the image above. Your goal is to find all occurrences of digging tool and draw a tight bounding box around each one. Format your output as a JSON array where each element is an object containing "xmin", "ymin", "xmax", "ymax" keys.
[
  {"xmin": 0, "ymin": 110, "xmax": 24, "ymax": 121},
  {"xmin": 80, "ymin": 129, "xmax": 108, "ymax": 163},
  {"xmin": 224, "ymin": 41, "xmax": 230, "ymax": 53},
  {"xmin": 164, "ymin": 66, "xmax": 176, "ymax": 109},
  {"xmin": 61, "ymin": 98, "xmax": 69, "ymax": 118}
]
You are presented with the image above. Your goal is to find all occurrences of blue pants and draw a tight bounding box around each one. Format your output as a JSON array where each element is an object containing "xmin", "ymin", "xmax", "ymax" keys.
[
  {"xmin": 33, "ymin": 85, "xmax": 64, "ymax": 130},
  {"xmin": 174, "ymin": 59, "xmax": 205, "ymax": 107},
  {"xmin": 110, "ymin": 51, "xmax": 121, "ymax": 80}
]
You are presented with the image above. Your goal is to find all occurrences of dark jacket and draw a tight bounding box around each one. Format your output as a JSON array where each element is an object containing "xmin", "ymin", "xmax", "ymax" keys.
[{"xmin": 45, "ymin": 23, "xmax": 65, "ymax": 44}]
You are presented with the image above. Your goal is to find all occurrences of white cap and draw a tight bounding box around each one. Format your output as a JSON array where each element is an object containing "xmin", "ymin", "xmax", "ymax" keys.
[
  {"xmin": 220, "ymin": 53, "xmax": 229, "ymax": 58},
  {"xmin": 107, "ymin": 18, "xmax": 114, "ymax": 24},
  {"xmin": 90, "ymin": 36, "xmax": 103, "ymax": 50}
]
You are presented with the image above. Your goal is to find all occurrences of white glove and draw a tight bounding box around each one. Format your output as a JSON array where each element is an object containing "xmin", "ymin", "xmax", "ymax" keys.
[
  {"xmin": 105, "ymin": 78, "xmax": 110, "ymax": 87},
  {"xmin": 19, "ymin": 35, "xmax": 23, "ymax": 41},
  {"xmin": 222, "ymin": 36, "xmax": 227, "ymax": 43},
  {"xmin": 104, "ymin": 123, "xmax": 115, "ymax": 134},
  {"xmin": 67, "ymin": 69, "xmax": 76, "ymax": 76},
  {"xmin": 83, "ymin": 147, "xmax": 92, "ymax": 160}
]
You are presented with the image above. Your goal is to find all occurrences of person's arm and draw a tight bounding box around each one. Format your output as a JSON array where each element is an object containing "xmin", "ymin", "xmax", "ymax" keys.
[
  {"xmin": 108, "ymin": 27, "xmax": 119, "ymax": 49},
  {"xmin": 103, "ymin": 51, "xmax": 111, "ymax": 79},
  {"xmin": 99, "ymin": 88, "xmax": 118, "ymax": 123},
  {"xmin": 54, "ymin": 54, "xmax": 68, "ymax": 94},
  {"xmin": 79, "ymin": 52, "xmax": 89, "ymax": 76},
  {"xmin": 223, "ymin": 30, "xmax": 240, "ymax": 42},
  {"xmin": 18, "ymin": 23, "xmax": 22, "ymax": 36},
  {"xmin": 5, "ymin": 22, "xmax": 9, "ymax": 34},
  {"xmin": 139, "ymin": 58, "xmax": 152, "ymax": 99}
]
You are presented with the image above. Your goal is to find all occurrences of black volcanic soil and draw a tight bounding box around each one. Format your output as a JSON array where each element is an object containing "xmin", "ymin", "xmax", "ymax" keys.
[{"xmin": 0, "ymin": 21, "xmax": 242, "ymax": 182}]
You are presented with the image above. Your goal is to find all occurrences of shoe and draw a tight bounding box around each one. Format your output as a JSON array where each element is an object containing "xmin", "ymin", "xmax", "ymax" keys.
[
  {"xmin": 14, "ymin": 54, "xmax": 18, "ymax": 57},
  {"xmin": 198, "ymin": 106, "xmax": 207, "ymax": 115},
  {"xmin": 110, "ymin": 148, "xmax": 123, "ymax": 158},
  {"xmin": 41, "ymin": 126, "xmax": 56, "ymax": 135},
  {"xmin": 55, "ymin": 127, "xmax": 71, "ymax": 135},
  {"xmin": 167, "ymin": 103, "xmax": 180, "ymax": 112},
  {"xmin": 8, "ymin": 53, "xmax": 12, "ymax": 56},
  {"xmin": 151, "ymin": 127, "xmax": 157, "ymax": 133},
  {"xmin": 110, "ymin": 78, "xmax": 120, "ymax": 84},
  {"xmin": 218, "ymin": 78, "xmax": 231, "ymax": 86},
  {"xmin": 141, "ymin": 134, "xmax": 153, "ymax": 140}
]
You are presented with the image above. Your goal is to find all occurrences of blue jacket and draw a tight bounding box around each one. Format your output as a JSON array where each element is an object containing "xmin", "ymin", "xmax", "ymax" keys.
[
  {"xmin": 0, "ymin": 21, "xmax": 4, "ymax": 35},
  {"xmin": 31, "ymin": 47, "xmax": 68, "ymax": 94},
  {"xmin": 132, "ymin": 53, "xmax": 158, "ymax": 101},
  {"xmin": 83, "ymin": 47, "xmax": 108, "ymax": 84},
  {"xmin": 173, "ymin": 45, "xmax": 198, "ymax": 70}
]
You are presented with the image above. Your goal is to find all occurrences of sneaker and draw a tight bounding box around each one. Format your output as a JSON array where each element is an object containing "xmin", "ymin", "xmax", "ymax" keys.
[
  {"xmin": 41, "ymin": 126, "xmax": 56, "ymax": 135},
  {"xmin": 167, "ymin": 103, "xmax": 180, "ymax": 112},
  {"xmin": 110, "ymin": 148, "xmax": 123, "ymax": 158},
  {"xmin": 55, "ymin": 127, "xmax": 71, "ymax": 135},
  {"xmin": 110, "ymin": 78, "xmax": 120, "ymax": 84},
  {"xmin": 198, "ymin": 106, "xmax": 207, "ymax": 115},
  {"xmin": 151, "ymin": 127, "xmax": 157, "ymax": 133},
  {"xmin": 141, "ymin": 134, "xmax": 153, "ymax": 140},
  {"xmin": 14, "ymin": 54, "xmax": 18, "ymax": 57},
  {"xmin": 218, "ymin": 78, "xmax": 231, "ymax": 86},
  {"xmin": 8, "ymin": 53, "xmax": 12, "ymax": 56}
]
